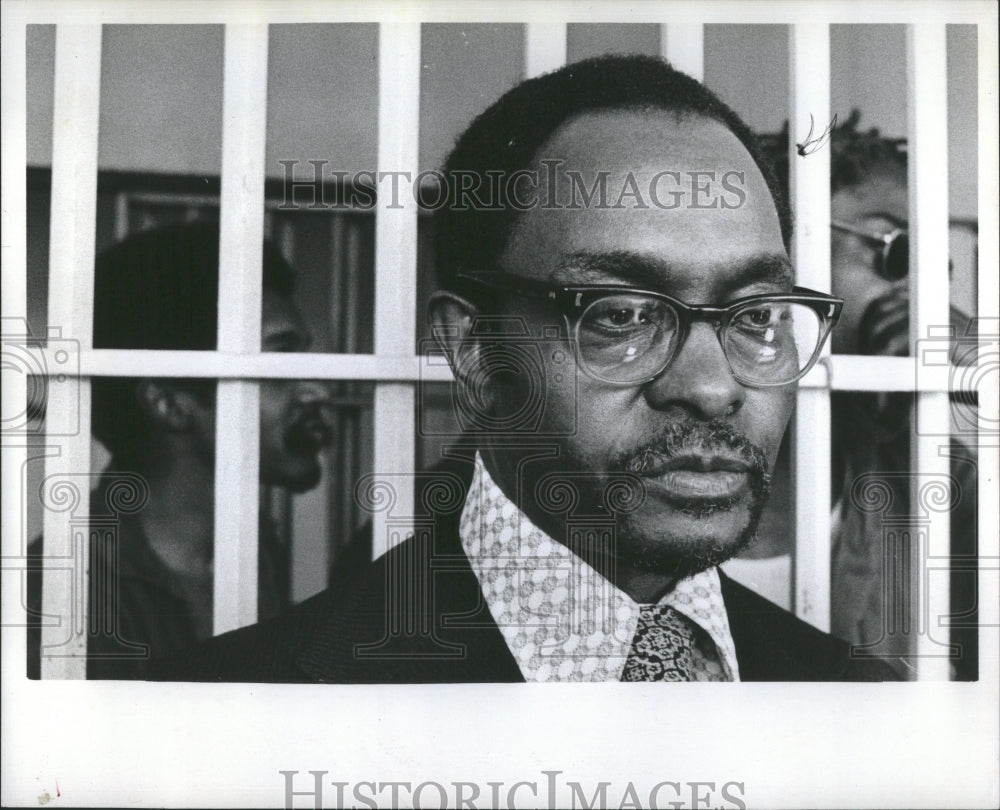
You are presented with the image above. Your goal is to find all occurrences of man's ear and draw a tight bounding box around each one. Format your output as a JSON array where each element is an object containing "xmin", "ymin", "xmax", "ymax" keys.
[
  {"xmin": 428, "ymin": 290, "xmax": 481, "ymax": 378},
  {"xmin": 134, "ymin": 380, "xmax": 209, "ymax": 433}
]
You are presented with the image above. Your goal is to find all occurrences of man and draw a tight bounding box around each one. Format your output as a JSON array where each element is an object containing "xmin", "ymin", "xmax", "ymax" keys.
[
  {"xmin": 155, "ymin": 55, "xmax": 899, "ymax": 682},
  {"xmin": 782, "ymin": 113, "xmax": 979, "ymax": 679},
  {"xmin": 757, "ymin": 113, "xmax": 979, "ymax": 680},
  {"xmin": 28, "ymin": 221, "xmax": 333, "ymax": 679}
]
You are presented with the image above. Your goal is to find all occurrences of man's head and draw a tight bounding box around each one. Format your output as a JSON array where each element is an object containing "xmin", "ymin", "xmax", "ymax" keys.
[
  {"xmin": 765, "ymin": 110, "xmax": 910, "ymax": 354},
  {"xmin": 430, "ymin": 56, "xmax": 836, "ymax": 592},
  {"xmin": 92, "ymin": 221, "xmax": 332, "ymax": 493},
  {"xmin": 829, "ymin": 113, "xmax": 909, "ymax": 355}
]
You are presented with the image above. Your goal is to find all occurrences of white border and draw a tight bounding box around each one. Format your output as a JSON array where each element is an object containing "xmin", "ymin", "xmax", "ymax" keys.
[{"xmin": 3, "ymin": 2, "xmax": 998, "ymax": 808}]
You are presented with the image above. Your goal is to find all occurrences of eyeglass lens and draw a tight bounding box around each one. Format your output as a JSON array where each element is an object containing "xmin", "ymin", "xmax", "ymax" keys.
[
  {"xmin": 575, "ymin": 296, "xmax": 823, "ymax": 385},
  {"xmin": 881, "ymin": 232, "xmax": 909, "ymax": 281}
]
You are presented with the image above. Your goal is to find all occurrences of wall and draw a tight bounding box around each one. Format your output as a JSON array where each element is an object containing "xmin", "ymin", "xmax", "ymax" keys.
[{"xmin": 27, "ymin": 23, "xmax": 978, "ymax": 215}]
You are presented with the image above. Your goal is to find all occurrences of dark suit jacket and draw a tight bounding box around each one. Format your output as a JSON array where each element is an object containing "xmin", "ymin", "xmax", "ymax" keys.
[{"xmin": 152, "ymin": 489, "xmax": 900, "ymax": 683}]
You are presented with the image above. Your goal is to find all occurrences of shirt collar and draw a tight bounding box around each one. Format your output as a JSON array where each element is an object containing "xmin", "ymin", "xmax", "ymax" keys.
[{"xmin": 459, "ymin": 452, "xmax": 740, "ymax": 682}]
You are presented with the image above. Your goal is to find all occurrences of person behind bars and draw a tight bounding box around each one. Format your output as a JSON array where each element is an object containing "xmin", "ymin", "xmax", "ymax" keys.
[
  {"xmin": 28, "ymin": 222, "xmax": 334, "ymax": 679},
  {"xmin": 760, "ymin": 111, "xmax": 979, "ymax": 680},
  {"xmin": 155, "ymin": 55, "xmax": 901, "ymax": 682}
]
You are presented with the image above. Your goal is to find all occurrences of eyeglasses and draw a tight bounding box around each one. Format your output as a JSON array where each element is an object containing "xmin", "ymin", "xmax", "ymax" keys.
[
  {"xmin": 455, "ymin": 272, "xmax": 843, "ymax": 388},
  {"xmin": 831, "ymin": 219, "xmax": 908, "ymax": 281}
]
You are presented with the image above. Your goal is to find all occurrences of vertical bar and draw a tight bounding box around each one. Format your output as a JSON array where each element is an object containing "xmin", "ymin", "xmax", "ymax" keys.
[
  {"xmin": 789, "ymin": 23, "xmax": 832, "ymax": 632},
  {"xmin": 291, "ymin": 455, "xmax": 329, "ymax": 602},
  {"xmin": 371, "ymin": 23, "xmax": 420, "ymax": 558},
  {"xmin": 113, "ymin": 192, "xmax": 129, "ymax": 240},
  {"xmin": 213, "ymin": 24, "xmax": 268, "ymax": 635},
  {"xmin": 1, "ymin": 14, "xmax": 28, "ymax": 685},
  {"xmin": 907, "ymin": 24, "xmax": 952, "ymax": 681},
  {"xmin": 660, "ymin": 23, "xmax": 704, "ymax": 81},
  {"xmin": 976, "ymin": 20, "xmax": 1000, "ymax": 691},
  {"xmin": 40, "ymin": 25, "xmax": 102, "ymax": 678},
  {"xmin": 524, "ymin": 23, "xmax": 566, "ymax": 78}
]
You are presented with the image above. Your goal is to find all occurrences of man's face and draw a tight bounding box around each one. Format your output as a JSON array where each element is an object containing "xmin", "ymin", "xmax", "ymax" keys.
[
  {"xmin": 259, "ymin": 292, "xmax": 333, "ymax": 493},
  {"xmin": 480, "ymin": 110, "xmax": 795, "ymax": 581},
  {"xmin": 830, "ymin": 168, "xmax": 908, "ymax": 354}
]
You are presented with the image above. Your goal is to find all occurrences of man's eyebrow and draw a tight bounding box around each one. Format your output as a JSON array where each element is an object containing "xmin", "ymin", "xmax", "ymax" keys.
[{"xmin": 552, "ymin": 250, "xmax": 794, "ymax": 290}]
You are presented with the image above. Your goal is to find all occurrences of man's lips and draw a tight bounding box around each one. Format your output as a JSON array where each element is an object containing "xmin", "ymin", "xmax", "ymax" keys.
[{"xmin": 632, "ymin": 453, "xmax": 752, "ymax": 501}]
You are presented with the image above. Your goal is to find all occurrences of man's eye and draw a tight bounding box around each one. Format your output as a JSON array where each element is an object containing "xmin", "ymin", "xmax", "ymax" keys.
[
  {"xmin": 735, "ymin": 305, "xmax": 782, "ymax": 329},
  {"xmin": 605, "ymin": 308, "xmax": 644, "ymax": 327},
  {"xmin": 584, "ymin": 296, "xmax": 666, "ymax": 333}
]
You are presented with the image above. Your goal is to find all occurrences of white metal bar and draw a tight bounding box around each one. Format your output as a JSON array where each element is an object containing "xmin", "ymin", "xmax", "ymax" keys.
[
  {"xmin": 113, "ymin": 192, "xmax": 129, "ymax": 240},
  {"xmin": 371, "ymin": 22, "xmax": 420, "ymax": 558},
  {"xmin": 907, "ymin": 24, "xmax": 952, "ymax": 681},
  {"xmin": 789, "ymin": 23, "xmax": 832, "ymax": 632},
  {"xmin": 660, "ymin": 23, "xmax": 704, "ymax": 81},
  {"xmin": 40, "ymin": 25, "xmax": 102, "ymax": 679},
  {"xmin": 976, "ymin": 19, "xmax": 1000, "ymax": 694},
  {"xmin": 827, "ymin": 355, "xmax": 939, "ymax": 392},
  {"xmin": 42, "ymin": 349, "xmax": 977, "ymax": 393},
  {"xmin": 524, "ymin": 23, "xmax": 567, "ymax": 78},
  {"xmin": 0, "ymin": 13, "xmax": 29, "ymax": 688},
  {"xmin": 63, "ymin": 349, "xmax": 454, "ymax": 382},
  {"xmin": 975, "ymin": 21, "xmax": 1000, "ymax": 695},
  {"xmin": 212, "ymin": 24, "xmax": 269, "ymax": 635},
  {"xmin": 291, "ymin": 453, "xmax": 330, "ymax": 603}
]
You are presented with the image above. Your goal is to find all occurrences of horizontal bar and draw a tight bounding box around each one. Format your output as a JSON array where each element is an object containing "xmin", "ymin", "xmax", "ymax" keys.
[
  {"xmin": 825, "ymin": 355, "xmax": 953, "ymax": 392},
  {"xmin": 35, "ymin": 350, "xmax": 978, "ymax": 392},
  {"xmin": 15, "ymin": 2, "xmax": 989, "ymax": 26},
  {"xmin": 66, "ymin": 350, "xmax": 453, "ymax": 380}
]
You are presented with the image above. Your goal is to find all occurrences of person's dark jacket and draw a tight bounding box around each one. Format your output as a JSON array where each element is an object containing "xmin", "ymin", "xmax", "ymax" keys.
[{"xmin": 152, "ymin": 457, "xmax": 900, "ymax": 683}]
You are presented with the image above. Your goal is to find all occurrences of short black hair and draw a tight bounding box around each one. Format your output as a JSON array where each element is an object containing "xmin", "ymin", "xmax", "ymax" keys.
[
  {"xmin": 91, "ymin": 221, "xmax": 296, "ymax": 460},
  {"xmin": 760, "ymin": 109, "xmax": 908, "ymax": 196},
  {"xmin": 434, "ymin": 53, "xmax": 793, "ymax": 291}
]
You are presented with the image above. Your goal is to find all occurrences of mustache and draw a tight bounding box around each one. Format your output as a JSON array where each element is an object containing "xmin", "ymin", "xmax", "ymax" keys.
[
  {"xmin": 609, "ymin": 417, "xmax": 771, "ymax": 489},
  {"xmin": 600, "ymin": 419, "xmax": 774, "ymax": 574}
]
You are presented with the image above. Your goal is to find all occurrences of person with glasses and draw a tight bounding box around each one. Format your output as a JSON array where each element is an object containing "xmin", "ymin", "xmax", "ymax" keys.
[
  {"xmin": 154, "ymin": 55, "xmax": 899, "ymax": 683},
  {"xmin": 759, "ymin": 111, "xmax": 979, "ymax": 680}
]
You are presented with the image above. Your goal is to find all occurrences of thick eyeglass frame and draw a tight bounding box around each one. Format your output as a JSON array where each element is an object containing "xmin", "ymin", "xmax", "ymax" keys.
[
  {"xmin": 454, "ymin": 271, "xmax": 844, "ymax": 388},
  {"xmin": 831, "ymin": 219, "xmax": 908, "ymax": 281}
]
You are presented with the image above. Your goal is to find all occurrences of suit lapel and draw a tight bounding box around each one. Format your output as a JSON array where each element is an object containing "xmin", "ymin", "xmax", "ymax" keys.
[
  {"xmin": 296, "ymin": 509, "xmax": 522, "ymax": 683},
  {"xmin": 720, "ymin": 570, "xmax": 851, "ymax": 681}
]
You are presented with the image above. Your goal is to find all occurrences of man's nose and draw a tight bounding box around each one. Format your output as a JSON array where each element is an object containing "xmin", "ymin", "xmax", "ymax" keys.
[{"xmin": 642, "ymin": 321, "xmax": 746, "ymax": 420}]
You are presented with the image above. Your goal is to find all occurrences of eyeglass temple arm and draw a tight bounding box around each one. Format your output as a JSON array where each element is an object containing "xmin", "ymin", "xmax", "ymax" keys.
[{"xmin": 830, "ymin": 219, "xmax": 897, "ymax": 245}]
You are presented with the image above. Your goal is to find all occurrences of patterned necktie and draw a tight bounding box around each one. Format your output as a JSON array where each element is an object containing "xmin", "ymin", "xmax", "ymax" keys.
[{"xmin": 621, "ymin": 604, "xmax": 697, "ymax": 681}]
